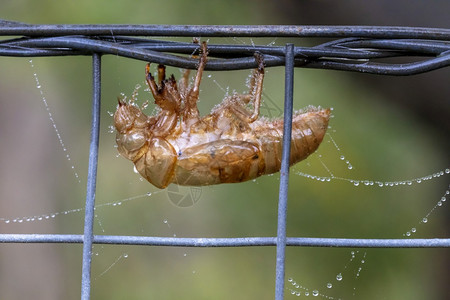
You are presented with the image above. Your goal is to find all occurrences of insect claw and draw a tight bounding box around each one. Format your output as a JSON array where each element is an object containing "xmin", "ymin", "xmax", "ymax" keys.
[
  {"xmin": 145, "ymin": 63, "xmax": 152, "ymax": 77},
  {"xmin": 254, "ymin": 52, "xmax": 265, "ymax": 73},
  {"xmin": 157, "ymin": 64, "xmax": 166, "ymax": 84},
  {"xmin": 117, "ymin": 97, "xmax": 126, "ymax": 106}
]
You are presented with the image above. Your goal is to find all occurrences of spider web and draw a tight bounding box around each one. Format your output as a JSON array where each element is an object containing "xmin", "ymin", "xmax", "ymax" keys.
[{"xmin": 0, "ymin": 46, "xmax": 448, "ymax": 299}]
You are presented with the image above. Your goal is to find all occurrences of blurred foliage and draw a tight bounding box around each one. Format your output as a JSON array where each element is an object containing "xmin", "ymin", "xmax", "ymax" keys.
[{"xmin": 0, "ymin": 1, "xmax": 448, "ymax": 300}]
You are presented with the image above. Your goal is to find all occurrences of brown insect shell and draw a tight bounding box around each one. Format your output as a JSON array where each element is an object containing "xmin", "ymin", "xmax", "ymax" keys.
[
  {"xmin": 114, "ymin": 100, "xmax": 179, "ymax": 188},
  {"xmin": 134, "ymin": 137, "xmax": 177, "ymax": 189},
  {"xmin": 114, "ymin": 101, "xmax": 152, "ymax": 162}
]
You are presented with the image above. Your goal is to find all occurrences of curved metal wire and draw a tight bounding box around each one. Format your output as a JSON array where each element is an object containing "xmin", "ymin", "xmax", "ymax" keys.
[{"xmin": 0, "ymin": 28, "xmax": 449, "ymax": 74}]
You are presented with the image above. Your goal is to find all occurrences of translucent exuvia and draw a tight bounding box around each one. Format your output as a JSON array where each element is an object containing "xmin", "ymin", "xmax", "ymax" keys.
[{"xmin": 114, "ymin": 42, "xmax": 330, "ymax": 189}]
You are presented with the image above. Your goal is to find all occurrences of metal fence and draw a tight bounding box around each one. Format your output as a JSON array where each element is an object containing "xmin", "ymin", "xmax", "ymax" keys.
[{"xmin": 0, "ymin": 21, "xmax": 449, "ymax": 300}]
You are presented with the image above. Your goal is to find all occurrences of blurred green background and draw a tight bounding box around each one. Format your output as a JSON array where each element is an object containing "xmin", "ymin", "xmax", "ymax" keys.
[{"xmin": 0, "ymin": 1, "xmax": 449, "ymax": 299}]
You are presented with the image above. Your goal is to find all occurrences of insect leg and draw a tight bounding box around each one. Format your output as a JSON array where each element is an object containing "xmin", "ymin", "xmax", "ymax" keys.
[
  {"xmin": 225, "ymin": 53, "xmax": 265, "ymax": 123},
  {"xmin": 157, "ymin": 64, "xmax": 166, "ymax": 85},
  {"xmin": 183, "ymin": 42, "xmax": 208, "ymax": 123},
  {"xmin": 178, "ymin": 68, "xmax": 191, "ymax": 98},
  {"xmin": 246, "ymin": 52, "xmax": 264, "ymax": 122},
  {"xmin": 145, "ymin": 63, "xmax": 161, "ymax": 102}
]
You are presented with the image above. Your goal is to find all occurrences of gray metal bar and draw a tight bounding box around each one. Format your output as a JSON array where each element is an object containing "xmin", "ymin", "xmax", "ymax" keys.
[
  {"xmin": 0, "ymin": 23, "xmax": 449, "ymax": 40},
  {"xmin": 1, "ymin": 234, "xmax": 450, "ymax": 248},
  {"xmin": 80, "ymin": 53, "xmax": 101, "ymax": 300},
  {"xmin": 275, "ymin": 43, "xmax": 295, "ymax": 300}
]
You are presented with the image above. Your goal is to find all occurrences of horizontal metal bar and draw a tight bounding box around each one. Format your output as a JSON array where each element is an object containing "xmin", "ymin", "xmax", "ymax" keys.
[
  {"xmin": 1, "ymin": 22, "xmax": 449, "ymax": 40},
  {"xmin": 1, "ymin": 234, "xmax": 449, "ymax": 248}
]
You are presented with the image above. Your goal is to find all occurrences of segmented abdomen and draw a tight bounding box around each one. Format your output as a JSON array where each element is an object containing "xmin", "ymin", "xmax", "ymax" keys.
[
  {"xmin": 255, "ymin": 107, "xmax": 331, "ymax": 175},
  {"xmin": 171, "ymin": 107, "xmax": 331, "ymax": 186}
]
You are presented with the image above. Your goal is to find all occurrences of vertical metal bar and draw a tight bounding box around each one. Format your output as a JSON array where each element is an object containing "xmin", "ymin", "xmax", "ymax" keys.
[
  {"xmin": 81, "ymin": 53, "xmax": 101, "ymax": 300},
  {"xmin": 275, "ymin": 44, "xmax": 295, "ymax": 299}
]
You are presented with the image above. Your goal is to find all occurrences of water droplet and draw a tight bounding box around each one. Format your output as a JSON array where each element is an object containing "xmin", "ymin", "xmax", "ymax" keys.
[
  {"xmin": 5, "ymin": 220, "xmax": 10, "ymax": 223},
  {"xmin": 422, "ymin": 217, "xmax": 428, "ymax": 223},
  {"xmin": 336, "ymin": 273, "xmax": 343, "ymax": 281},
  {"xmin": 146, "ymin": 192, "xmax": 152, "ymax": 196},
  {"xmin": 291, "ymin": 290, "xmax": 296, "ymax": 295},
  {"xmin": 123, "ymin": 253, "xmax": 128, "ymax": 258},
  {"xmin": 437, "ymin": 201, "xmax": 443, "ymax": 207},
  {"xmin": 312, "ymin": 290, "xmax": 319, "ymax": 296},
  {"xmin": 445, "ymin": 168, "xmax": 450, "ymax": 174},
  {"xmin": 411, "ymin": 228, "xmax": 416, "ymax": 233},
  {"xmin": 347, "ymin": 164, "xmax": 353, "ymax": 170},
  {"xmin": 295, "ymin": 292, "xmax": 301, "ymax": 296},
  {"xmin": 183, "ymin": 253, "xmax": 187, "ymax": 257},
  {"xmin": 339, "ymin": 155, "xmax": 345, "ymax": 160},
  {"xmin": 405, "ymin": 231, "xmax": 411, "ymax": 236},
  {"xmin": 288, "ymin": 278, "xmax": 293, "ymax": 282},
  {"xmin": 353, "ymin": 181, "xmax": 360, "ymax": 186},
  {"xmin": 327, "ymin": 283, "xmax": 332, "ymax": 289},
  {"xmin": 441, "ymin": 197, "xmax": 446, "ymax": 202},
  {"xmin": 163, "ymin": 219, "xmax": 168, "ymax": 224},
  {"xmin": 304, "ymin": 291, "xmax": 309, "ymax": 296}
]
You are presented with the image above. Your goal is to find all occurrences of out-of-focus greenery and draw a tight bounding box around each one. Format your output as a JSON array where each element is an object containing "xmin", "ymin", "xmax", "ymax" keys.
[{"xmin": 0, "ymin": 1, "xmax": 448, "ymax": 300}]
